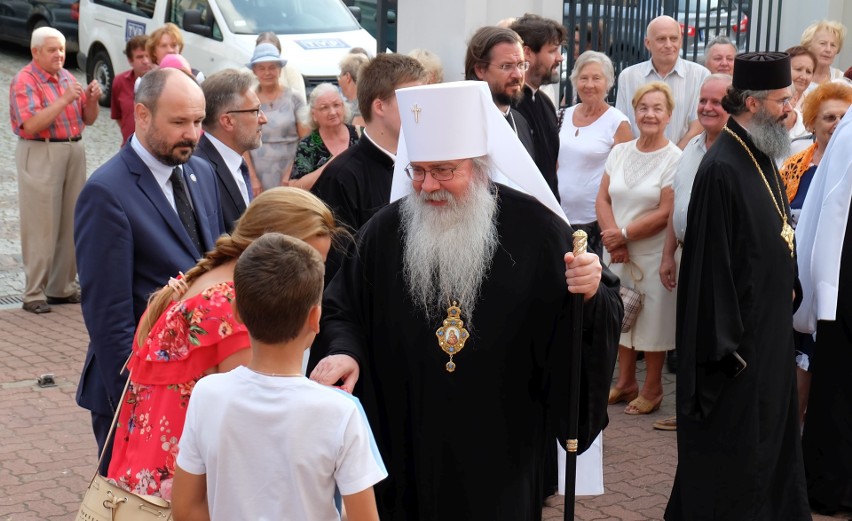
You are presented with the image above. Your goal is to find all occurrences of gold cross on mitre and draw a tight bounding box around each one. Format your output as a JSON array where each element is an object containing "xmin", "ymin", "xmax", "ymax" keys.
[{"xmin": 411, "ymin": 104, "xmax": 422, "ymax": 123}]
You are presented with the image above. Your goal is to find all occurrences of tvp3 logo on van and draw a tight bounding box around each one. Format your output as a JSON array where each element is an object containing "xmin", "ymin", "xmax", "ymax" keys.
[
  {"xmin": 126, "ymin": 20, "xmax": 146, "ymax": 40},
  {"xmin": 296, "ymin": 39, "xmax": 350, "ymax": 50}
]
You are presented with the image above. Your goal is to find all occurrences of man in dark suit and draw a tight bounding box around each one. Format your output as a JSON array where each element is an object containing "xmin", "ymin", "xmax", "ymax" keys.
[
  {"xmin": 194, "ymin": 69, "xmax": 267, "ymax": 232},
  {"xmin": 74, "ymin": 68, "xmax": 226, "ymax": 471}
]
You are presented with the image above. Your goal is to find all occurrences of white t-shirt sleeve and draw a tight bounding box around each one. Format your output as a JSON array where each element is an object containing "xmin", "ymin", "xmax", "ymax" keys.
[
  {"xmin": 334, "ymin": 396, "xmax": 388, "ymax": 496},
  {"xmin": 176, "ymin": 382, "xmax": 207, "ymax": 476}
]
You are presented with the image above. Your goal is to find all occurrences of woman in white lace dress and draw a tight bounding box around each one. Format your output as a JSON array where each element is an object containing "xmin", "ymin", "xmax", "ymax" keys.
[{"xmin": 596, "ymin": 81, "xmax": 681, "ymax": 415}]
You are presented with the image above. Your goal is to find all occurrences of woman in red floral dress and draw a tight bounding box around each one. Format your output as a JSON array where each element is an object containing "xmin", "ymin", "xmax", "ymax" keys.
[{"xmin": 106, "ymin": 187, "xmax": 340, "ymax": 499}]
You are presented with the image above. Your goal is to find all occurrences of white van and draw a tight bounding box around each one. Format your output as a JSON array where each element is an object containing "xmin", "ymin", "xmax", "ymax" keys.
[{"xmin": 77, "ymin": 0, "xmax": 378, "ymax": 105}]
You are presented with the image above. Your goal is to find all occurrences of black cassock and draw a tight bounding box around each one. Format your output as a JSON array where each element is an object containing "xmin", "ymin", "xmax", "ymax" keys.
[
  {"xmin": 311, "ymin": 134, "xmax": 395, "ymax": 284},
  {"xmin": 665, "ymin": 118, "xmax": 810, "ymax": 520},
  {"xmin": 514, "ymin": 85, "xmax": 560, "ymax": 201},
  {"xmin": 311, "ymin": 185, "xmax": 620, "ymax": 521},
  {"xmin": 311, "ymin": 134, "xmax": 395, "ymax": 233}
]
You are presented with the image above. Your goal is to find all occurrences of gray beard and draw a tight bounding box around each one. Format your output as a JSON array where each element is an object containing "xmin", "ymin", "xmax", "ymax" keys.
[
  {"xmin": 399, "ymin": 177, "xmax": 499, "ymax": 329},
  {"xmin": 748, "ymin": 107, "xmax": 791, "ymax": 160}
]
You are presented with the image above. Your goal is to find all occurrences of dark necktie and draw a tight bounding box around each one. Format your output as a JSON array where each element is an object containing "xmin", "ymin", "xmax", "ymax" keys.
[
  {"xmin": 239, "ymin": 160, "xmax": 252, "ymax": 202},
  {"xmin": 170, "ymin": 167, "xmax": 204, "ymax": 256}
]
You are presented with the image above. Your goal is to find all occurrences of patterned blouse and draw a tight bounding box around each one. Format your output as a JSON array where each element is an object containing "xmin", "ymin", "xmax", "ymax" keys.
[
  {"xmin": 290, "ymin": 124, "xmax": 359, "ymax": 179},
  {"xmin": 106, "ymin": 282, "xmax": 249, "ymax": 499}
]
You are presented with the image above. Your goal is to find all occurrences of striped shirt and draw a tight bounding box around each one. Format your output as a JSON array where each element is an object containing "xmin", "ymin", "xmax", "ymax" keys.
[
  {"xmin": 615, "ymin": 57, "xmax": 709, "ymax": 144},
  {"xmin": 9, "ymin": 61, "xmax": 87, "ymax": 140}
]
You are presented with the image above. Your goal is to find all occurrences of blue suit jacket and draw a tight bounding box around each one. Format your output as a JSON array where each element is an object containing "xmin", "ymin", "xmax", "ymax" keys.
[
  {"xmin": 194, "ymin": 134, "xmax": 247, "ymax": 233},
  {"xmin": 74, "ymin": 143, "xmax": 226, "ymax": 416}
]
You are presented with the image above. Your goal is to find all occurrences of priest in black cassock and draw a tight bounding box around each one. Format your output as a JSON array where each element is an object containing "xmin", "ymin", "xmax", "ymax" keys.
[
  {"xmin": 510, "ymin": 13, "xmax": 566, "ymax": 201},
  {"xmin": 308, "ymin": 81, "xmax": 621, "ymax": 521},
  {"xmin": 665, "ymin": 52, "xmax": 811, "ymax": 520}
]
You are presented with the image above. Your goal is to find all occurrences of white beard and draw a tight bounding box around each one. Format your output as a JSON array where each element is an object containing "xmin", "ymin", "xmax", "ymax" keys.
[{"xmin": 399, "ymin": 176, "xmax": 499, "ymax": 329}]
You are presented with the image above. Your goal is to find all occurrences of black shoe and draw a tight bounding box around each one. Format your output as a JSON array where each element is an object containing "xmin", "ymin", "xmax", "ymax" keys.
[
  {"xmin": 46, "ymin": 291, "xmax": 81, "ymax": 305},
  {"xmin": 667, "ymin": 350, "xmax": 678, "ymax": 374},
  {"xmin": 22, "ymin": 300, "xmax": 51, "ymax": 314}
]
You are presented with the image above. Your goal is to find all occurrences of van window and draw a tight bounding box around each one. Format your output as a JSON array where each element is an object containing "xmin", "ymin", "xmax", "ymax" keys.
[
  {"xmin": 170, "ymin": 0, "xmax": 223, "ymax": 40},
  {"xmin": 215, "ymin": 0, "xmax": 360, "ymax": 35},
  {"xmin": 94, "ymin": 0, "xmax": 156, "ymax": 18}
]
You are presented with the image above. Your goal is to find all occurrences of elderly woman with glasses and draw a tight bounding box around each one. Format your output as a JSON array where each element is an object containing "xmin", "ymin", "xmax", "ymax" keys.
[
  {"xmin": 289, "ymin": 83, "xmax": 359, "ymax": 191},
  {"xmin": 557, "ymin": 51, "xmax": 633, "ymax": 256}
]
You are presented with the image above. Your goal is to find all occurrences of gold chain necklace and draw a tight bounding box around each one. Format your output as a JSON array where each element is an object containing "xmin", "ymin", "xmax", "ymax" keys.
[{"xmin": 722, "ymin": 125, "xmax": 795, "ymax": 257}]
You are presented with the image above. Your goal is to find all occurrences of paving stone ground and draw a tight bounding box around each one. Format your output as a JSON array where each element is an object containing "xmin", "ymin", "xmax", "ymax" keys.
[{"xmin": 0, "ymin": 40, "xmax": 848, "ymax": 521}]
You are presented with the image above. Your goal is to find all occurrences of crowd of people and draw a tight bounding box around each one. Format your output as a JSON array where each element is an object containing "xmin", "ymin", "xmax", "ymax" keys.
[{"xmin": 8, "ymin": 8, "xmax": 852, "ymax": 521}]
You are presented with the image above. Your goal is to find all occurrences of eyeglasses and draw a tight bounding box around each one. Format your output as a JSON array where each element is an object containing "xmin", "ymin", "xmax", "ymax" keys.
[
  {"xmin": 227, "ymin": 107, "xmax": 263, "ymax": 119},
  {"xmin": 404, "ymin": 161, "xmax": 465, "ymax": 181},
  {"xmin": 759, "ymin": 96, "xmax": 793, "ymax": 108},
  {"xmin": 820, "ymin": 113, "xmax": 845, "ymax": 124},
  {"xmin": 489, "ymin": 61, "xmax": 530, "ymax": 73}
]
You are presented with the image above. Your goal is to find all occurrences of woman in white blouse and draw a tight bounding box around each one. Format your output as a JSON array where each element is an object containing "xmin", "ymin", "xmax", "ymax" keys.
[
  {"xmin": 596, "ymin": 81, "xmax": 681, "ymax": 415},
  {"xmin": 557, "ymin": 51, "xmax": 632, "ymax": 255}
]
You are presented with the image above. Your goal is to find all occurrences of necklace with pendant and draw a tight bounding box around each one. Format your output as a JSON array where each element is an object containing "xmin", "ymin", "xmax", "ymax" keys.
[
  {"xmin": 722, "ymin": 125, "xmax": 795, "ymax": 256},
  {"xmin": 435, "ymin": 301, "xmax": 469, "ymax": 372}
]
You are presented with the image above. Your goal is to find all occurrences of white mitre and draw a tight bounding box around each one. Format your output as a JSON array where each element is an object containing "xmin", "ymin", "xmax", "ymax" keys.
[{"xmin": 389, "ymin": 81, "xmax": 568, "ymax": 224}]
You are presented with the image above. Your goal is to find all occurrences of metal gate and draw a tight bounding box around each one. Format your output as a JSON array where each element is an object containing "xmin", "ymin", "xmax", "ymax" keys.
[{"xmin": 562, "ymin": 0, "xmax": 784, "ymax": 102}]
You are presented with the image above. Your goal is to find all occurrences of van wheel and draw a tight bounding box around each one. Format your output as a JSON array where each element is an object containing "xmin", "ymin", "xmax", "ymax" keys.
[{"xmin": 89, "ymin": 49, "xmax": 113, "ymax": 107}]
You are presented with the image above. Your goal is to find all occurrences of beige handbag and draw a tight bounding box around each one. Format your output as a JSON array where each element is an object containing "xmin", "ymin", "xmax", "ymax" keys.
[
  {"xmin": 75, "ymin": 377, "xmax": 173, "ymax": 521},
  {"xmin": 619, "ymin": 261, "xmax": 645, "ymax": 333}
]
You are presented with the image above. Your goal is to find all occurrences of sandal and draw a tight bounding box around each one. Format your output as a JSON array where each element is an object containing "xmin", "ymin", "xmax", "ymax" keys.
[
  {"xmin": 652, "ymin": 416, "xmax": 677, "ymax": 431},
  {"xmin": 625, "ymin": 394, "xmax": 663, "ymax": 415},
  {"xmin": 608, "ymin": 386, "xmax": 639, "ymax": 405}
]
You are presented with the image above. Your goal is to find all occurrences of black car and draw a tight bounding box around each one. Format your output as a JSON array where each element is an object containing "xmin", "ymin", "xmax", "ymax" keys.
[{"xmin": 0, "ymin": 0, "xmax": 79, "ymax": 53}]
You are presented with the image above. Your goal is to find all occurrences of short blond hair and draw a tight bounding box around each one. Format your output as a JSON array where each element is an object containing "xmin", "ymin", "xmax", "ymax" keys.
[
  {"xmin": 632, "ymin": 81, "xmax": 675, "ymax": 114},
  {"xmin": 801, "ymin": 20, "xmax": 847, "ymax": 53}
]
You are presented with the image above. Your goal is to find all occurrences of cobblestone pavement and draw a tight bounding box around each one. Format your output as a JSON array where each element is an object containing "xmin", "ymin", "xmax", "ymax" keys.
[{"xmin": 0, "ymin": 43, "xmax": 847, "ymax": 521}]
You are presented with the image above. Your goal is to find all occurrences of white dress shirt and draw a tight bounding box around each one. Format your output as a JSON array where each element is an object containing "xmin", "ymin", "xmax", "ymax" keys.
[
  {"xmin": 616, "ymin": 57, "xmax": 709, "ymax": 144},
  {"xmin": 204, "ymin": 132, "xmax": 250, "ymax": 205}
]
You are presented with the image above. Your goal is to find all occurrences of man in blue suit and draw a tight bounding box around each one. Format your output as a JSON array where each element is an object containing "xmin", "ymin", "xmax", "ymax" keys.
[
  {"xmin": 74, "ymin": 68, "xmax": 226, "ymax": 470},
  {"xmin": 194, "ymin": 68, "xmax": 267, "ymax": 232}
]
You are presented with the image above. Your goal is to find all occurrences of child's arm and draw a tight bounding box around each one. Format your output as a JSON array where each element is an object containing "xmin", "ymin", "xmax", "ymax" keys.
[
  {"xmin": 172, "ymin": 465, "xmax": 211, "ymax": 521},
  {"xmin": 341, "ymin": 487, "xmax": 379, "ymax": 521}
]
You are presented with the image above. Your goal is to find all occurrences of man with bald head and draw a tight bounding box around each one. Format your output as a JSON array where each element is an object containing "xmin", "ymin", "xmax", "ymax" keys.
[
  {"xmin": 616, "ymin": 15, "xmax": 709, "ymax": 147},
  {"xmin": 75, "ymin": 68, "xmax": 225, "ymax": 471}
]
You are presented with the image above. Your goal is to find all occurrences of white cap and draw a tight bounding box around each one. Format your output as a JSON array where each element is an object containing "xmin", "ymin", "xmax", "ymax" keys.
[{"xmin": 390, "ymin": 81, "xmax": 568, "ymax": 224}]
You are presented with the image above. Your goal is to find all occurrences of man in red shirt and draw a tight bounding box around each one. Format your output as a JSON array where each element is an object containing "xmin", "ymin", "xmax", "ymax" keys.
[
  {"xmin": 9, "ymin": 27, "xmax": 101, "ymax": 313},
  {"xmin": 111, "ymin": 35, "xmax": 151, "ymax": 145}
]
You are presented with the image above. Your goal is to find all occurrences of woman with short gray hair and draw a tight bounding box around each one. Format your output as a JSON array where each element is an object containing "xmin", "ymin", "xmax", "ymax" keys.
[
  {"xmin": 557, "ymin": 50, "xmax": 632, "ymax": 255},
  {"xmin": 289, "ymin": 83, "xmax": 358, "ymax": 191}
]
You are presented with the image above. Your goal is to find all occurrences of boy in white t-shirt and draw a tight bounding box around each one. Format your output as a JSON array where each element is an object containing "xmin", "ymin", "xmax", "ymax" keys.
[{"xmin": 172, "ymin": 233, "xmax": 386, "ymax": 521}]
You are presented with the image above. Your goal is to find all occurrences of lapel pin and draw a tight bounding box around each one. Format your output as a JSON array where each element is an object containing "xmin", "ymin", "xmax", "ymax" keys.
[{"xmin": 189, "ymin": 173, "xmax": 197, "ymax": 183}]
